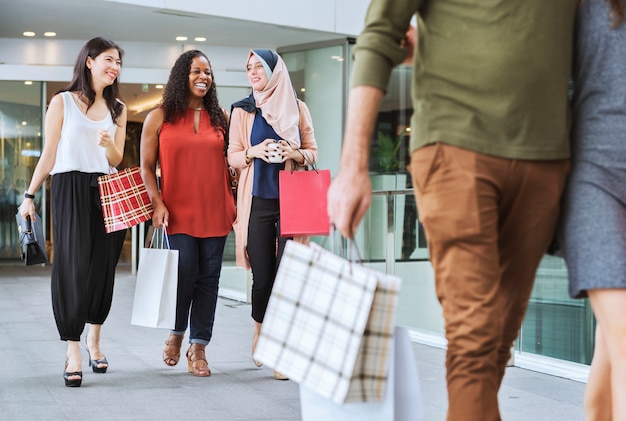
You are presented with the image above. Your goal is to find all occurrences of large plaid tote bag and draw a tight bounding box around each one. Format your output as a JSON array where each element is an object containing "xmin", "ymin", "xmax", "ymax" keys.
[
  {"xmin": 98, "ymin": 167, "xmax": 153, "ymax": 233},
  {"xmin": 254, "ymin": 240, "xmax": 401, "ymax": 404}
]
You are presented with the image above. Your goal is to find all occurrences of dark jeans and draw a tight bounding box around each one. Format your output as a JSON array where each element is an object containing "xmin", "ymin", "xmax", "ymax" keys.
[
  {"xmin": 167, "ymin": 233, "xmax": 227, "ymax": 345},
  {"xmin": 247, "ymin": 196, "xmax": 291, "ymax": 323}
]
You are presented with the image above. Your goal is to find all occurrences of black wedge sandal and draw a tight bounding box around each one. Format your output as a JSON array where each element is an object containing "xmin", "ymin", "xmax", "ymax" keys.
[
  {"xmin": 84, "ymin": 338, "xmax": 108, "ymax": 373},
  {"xmin": 63, "ymin": 361, "xmax": 82, "ymax": 387}
]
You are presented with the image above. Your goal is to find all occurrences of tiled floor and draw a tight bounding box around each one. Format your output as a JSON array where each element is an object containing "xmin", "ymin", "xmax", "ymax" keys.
[{"xmin": 0, "ymin": 263, "xmax": 585, "ymax": 420}]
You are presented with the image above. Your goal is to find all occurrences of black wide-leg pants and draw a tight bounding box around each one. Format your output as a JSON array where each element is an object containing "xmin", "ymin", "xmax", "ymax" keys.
[
  {"xmin": 50, "ymin": 171, "xmax": 126, "ymax": 341},
  {"xmin": 246, "ymin": 197, "xmax": 291, "ymax": 324}
]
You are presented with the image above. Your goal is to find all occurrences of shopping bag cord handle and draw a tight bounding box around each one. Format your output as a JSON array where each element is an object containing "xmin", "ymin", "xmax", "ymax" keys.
[{"xmin": 150, "ymin": 226, "xmax": 171, "ymax": 249}]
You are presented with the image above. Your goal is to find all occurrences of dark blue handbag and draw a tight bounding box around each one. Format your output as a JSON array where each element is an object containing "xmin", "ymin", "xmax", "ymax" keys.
[{"xmin": 15, "ymin": 212, "xmax": 48, "ymax": 265}]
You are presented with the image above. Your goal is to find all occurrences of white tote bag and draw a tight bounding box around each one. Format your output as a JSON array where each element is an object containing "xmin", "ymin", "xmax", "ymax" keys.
[
  {"xmin": 300, "ymin": 326, "xmax": 425, "ymax": 421},
  {"xmin": 131, "ymin": 228, "xmax": 178, "ymax": 329}
]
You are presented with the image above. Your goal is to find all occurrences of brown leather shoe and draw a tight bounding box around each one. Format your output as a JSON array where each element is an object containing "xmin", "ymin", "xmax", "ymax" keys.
[
  {"xmin": 163, "ymin": 333, "xmax": 184, "ymax": 367},
  {"xmin": 187, "ymin": 344, "xmax": 211, "ymax": 377}
]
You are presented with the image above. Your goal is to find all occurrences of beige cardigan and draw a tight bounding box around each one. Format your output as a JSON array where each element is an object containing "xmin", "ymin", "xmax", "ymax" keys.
[{"xmin": 227, "ymin": 100, "xmax": 318, "ymax": 269}]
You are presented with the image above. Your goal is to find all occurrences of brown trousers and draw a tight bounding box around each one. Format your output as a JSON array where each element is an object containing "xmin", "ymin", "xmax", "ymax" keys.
[{"xmin": 409, "ymin": 143, "xmax": 570, "ymax": 421}]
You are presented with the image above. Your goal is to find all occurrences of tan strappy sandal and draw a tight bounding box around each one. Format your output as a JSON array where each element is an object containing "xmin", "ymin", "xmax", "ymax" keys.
[
  {"xmin": 163, "ymin": 333, "xmax": 184, "ymax": 367},
  {"xmin": 186, "ymin": 344, "xmax": 211, "ymax": 377}
]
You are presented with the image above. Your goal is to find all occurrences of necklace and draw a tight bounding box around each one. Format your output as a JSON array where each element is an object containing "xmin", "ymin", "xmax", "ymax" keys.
[{"xmin": 189, "ymin": 107, "xmax": 203, "ymax": 111}]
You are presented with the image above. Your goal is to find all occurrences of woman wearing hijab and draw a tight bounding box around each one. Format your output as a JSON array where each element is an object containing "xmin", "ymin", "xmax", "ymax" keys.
[{"xmin": 227, "ymin": 49, "xmax": 318, "ymax": 380}]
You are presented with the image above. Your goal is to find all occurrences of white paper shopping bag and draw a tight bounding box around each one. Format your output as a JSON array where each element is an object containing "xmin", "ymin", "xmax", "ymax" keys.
[
  {"xmin": 131, "ymin": 229, "xmax": 178, "ymax": 329},
  {"xmin": 300, "ymin": 326, "xmax": 425, "ymax": 421}
]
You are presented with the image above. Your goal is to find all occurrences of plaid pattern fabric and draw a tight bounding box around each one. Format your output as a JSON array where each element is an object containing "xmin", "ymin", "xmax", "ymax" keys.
[
  {"xmin": 98, "ymin": 167, "xmax": 153, "ymax": 233},
  {"xmin": 254, "ymin": 241, "xmax": 401, "ymax": 404}
]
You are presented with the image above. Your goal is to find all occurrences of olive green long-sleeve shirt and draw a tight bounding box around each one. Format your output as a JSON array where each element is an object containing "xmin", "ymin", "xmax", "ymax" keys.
[{"xmin": 352, "ymin": 0, "xmax": 578, "ymax": 160}]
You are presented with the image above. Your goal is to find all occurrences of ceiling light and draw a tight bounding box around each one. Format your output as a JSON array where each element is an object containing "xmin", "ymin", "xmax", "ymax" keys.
[
  {"xmin": 194, "ymin": 37, "xmax": 206, "ymax": 42},
  {"xmin": 44, "ymin": 32, "xmax": 56, "ymax": 37},
  {"xmin": 21, "ymin": 121, "xmax": 28, "ymax": 126},
  {"xmin": 300, "ymin": 88, "xmax": 306, "ymax": 93},
  {"xmin": 155, "ymin": 84, "xmax": 164, "ymax": 89},
  {"xmin": 23, "ymin": 31, "xmax": 35, "ymax": 37},
  {"xmin": 175, "ymin": 36, "xmax": 188, "ymax": 41},
  {"xmin": 24, "ymin": 81, "xmax": 33, "ymax": 85}
]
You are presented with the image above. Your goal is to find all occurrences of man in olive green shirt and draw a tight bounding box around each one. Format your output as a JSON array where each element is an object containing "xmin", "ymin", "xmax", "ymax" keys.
[{"xmin": 328, "ymin": 1, "xmax": 578, "ymax": 420}]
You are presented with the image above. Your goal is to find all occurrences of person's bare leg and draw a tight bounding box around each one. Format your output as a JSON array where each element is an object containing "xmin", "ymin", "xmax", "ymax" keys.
[
  {"xmin": 584, "ymin": 324, "xmax": 612, "ymax": 421},
  {"xmin": 63, "ymin": 341, "xmax": 83, "ymax": 387},
  {"xmin": 65, "ymin": 340, "xmax": 82, "ymax": 381},
  {"xmin": 252, "ymin": 321, "xmax": 262, "ymax": 367},
  {"xmin": 588, "ymin": 289, "xmax": 626, "ymax": 421},
  {"xmin": 86, "ymin": 323, "xmax": 108, "ymax": 370}
]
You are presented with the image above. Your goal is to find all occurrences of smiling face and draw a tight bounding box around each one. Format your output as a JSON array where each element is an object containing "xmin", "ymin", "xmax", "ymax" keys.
[
  {"xmin": 188, "ymin": 55, "xmax": 213, "ymax": 98},
  {"xmin": 246, "ymin": 55, "xmax": 268, "ymax": 92},
  {"xmin": 86, "ymin": 47, "xmax": 121, "ymax": 89}
]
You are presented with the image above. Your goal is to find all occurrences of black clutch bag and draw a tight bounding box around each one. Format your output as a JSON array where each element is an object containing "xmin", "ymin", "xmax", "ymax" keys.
[{"xmin": 15, "ymin": 212, "xmax": 48, "ymax": 265}]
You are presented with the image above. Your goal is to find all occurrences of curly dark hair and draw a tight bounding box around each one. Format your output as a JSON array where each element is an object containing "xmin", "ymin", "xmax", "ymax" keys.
[
  {"xmin": 62, "ymin": 37, "xmax": 125, "ymax": 125},
  {"xmin": 161, "ymin": 49, "xmax": 228, "ymax": 147}
]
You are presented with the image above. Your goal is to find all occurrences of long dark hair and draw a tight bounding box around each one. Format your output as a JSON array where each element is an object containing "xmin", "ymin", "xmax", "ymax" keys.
[
  {"xmin": 62, "ymin": 37, "xmax": 125, "ymax": 125},
  {"xmin": 161, "ymin": 49, "xmax": 227, "ymax": 143},
  {"xmin": 607, "ymin": 0, "xmax": 625, "ymax": 26},
  {"xmin": 579, "ymin": 0, "xmax": 625, "ymax": 26}
]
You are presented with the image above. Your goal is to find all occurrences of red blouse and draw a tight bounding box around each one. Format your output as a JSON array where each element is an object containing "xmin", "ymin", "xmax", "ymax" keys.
[{"xmin": 159, "ymin": 109, "xmax": 236, "ymax": 237}]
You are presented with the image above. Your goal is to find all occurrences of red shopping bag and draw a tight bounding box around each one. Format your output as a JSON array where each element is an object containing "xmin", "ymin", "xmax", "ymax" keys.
[
  {"xmin": 98, "ymin": 167, "xmax": 153, "ymax": 233},
  {"xmin": 279, "ymin": 169, "xmax": 331, "ymax": 237}
]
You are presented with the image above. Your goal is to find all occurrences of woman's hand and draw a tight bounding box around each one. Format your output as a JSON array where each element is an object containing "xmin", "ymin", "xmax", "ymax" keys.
[
  {"xmin": 18, "ymin": 198, "xmax": 36, "ymax": 222},
  {"xmin": 247, "ymin": 139, "xmax": 284, "ymax": 164},
  {"xmin": 151, "ymin": 201, "xmax": 169, "ymax": 229},
  {"xmin": 278, "ymin": 141, "xmax": 306, "ymax": 165},
  {"xmin": 247, "ymin": 140, "xmax": 305, "ymax": 165},
  {"xmin": 97, "ymin": 129, "xmax": 115, "ymax": 148}
]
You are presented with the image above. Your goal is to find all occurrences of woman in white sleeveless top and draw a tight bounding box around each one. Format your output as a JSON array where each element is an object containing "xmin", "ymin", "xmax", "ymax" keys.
[{"xmin": 18, "ymin": 37, "xmax": 128, "ymax": 388}]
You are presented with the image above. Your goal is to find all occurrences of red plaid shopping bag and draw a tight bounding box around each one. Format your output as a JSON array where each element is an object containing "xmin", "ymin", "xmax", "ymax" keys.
[{"xmin": 98, "ymin": 167, "xmax": 153, "ymax": 233}]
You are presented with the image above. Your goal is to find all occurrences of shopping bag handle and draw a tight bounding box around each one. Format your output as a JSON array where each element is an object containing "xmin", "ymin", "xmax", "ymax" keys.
[
  {"xmin": 327, "ymin": 224, "xmax": 363, "ymax": 263},
  {"xmin": 150, "ymin": 226, "xmax": 171, "ymax": 249},
  {"xmin": 294, "ymin": 149, "xmax": 319, "ymax": 173}
]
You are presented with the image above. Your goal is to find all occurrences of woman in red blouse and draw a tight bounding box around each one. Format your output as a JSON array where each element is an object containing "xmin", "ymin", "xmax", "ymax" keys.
[{"xmin": 141, "ymin": 50, "xmax": 235, "ymax": 377}]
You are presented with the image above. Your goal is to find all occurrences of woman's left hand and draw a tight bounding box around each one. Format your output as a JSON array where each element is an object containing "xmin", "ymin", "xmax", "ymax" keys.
[
  {"xmin": 276, "ymin": 141, "xmax": 305, "ymax": 165},
  {"xmin": 97, "ymin": 129, "xmax": 114, "ymax": 148}
]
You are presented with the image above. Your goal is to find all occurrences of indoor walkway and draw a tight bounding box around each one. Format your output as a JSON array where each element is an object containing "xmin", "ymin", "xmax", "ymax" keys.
[{"xmin": 0, "ymin": 264, "xmax": 585, "ymax": 420}]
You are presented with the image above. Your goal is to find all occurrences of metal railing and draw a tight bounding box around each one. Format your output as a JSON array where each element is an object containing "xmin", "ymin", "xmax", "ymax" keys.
[{"xmin": 371, "ymin": 188, "xmax": 415, "ymax": 275}]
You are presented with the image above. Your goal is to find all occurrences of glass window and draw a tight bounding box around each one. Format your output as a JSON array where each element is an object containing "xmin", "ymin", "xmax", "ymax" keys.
[
  {"xmin": 0, "ymin": 80, "xmax": 44, "ymax": 260},
  {"xmin": 519, "ymin": 255, "xmax": 595, "ymax": 364},
  {"xmin": 281, "ymin": 43, "xmax": 346, "ymax": 177}
]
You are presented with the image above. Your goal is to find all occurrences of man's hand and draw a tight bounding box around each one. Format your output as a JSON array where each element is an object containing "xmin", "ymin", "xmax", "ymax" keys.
[{"xmin": 327, "ymin": 167, "xmax": 372, "ymax": 239}]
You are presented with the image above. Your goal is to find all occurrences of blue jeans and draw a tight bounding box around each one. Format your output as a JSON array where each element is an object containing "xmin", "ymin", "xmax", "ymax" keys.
[{"xmin": 167, "ymin": 234, "xmax": 227, "ymax": 345}]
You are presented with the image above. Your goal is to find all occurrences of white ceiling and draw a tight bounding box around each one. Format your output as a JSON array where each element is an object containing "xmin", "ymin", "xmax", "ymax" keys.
[
  {"xmin": 0, "ymin": 0, "xmax": 351, "ymax": 122},
  {"xmin": 0, "ymin": 0, "xmax": 346, "ymax": 47}
]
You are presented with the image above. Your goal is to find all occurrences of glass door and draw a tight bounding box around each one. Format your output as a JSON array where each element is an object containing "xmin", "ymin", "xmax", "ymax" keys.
[{"xmin": 0, "ymin": 80, "xmax": 45, "ymax": 260}]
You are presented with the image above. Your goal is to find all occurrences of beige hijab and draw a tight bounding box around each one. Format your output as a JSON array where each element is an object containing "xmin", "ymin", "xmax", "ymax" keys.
[{"xmin": 248, "ymin": 50, "xmax": 301, "ymax": 147}]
